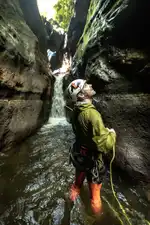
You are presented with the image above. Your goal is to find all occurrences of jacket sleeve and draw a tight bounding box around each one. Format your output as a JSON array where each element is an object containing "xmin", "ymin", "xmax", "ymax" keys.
[
  {"xmin": 88, "ymin": 109, "xmax": 116, "ymax": 154},
  {"xmin": 88, "ymin": 109, "xmax": 105, "ymax": 137}
]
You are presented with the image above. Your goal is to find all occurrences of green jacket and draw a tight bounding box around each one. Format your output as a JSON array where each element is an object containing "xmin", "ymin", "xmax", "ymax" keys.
[{"xmin": 72, "ymin": 103, "xmax": 116, "ymax": 167}]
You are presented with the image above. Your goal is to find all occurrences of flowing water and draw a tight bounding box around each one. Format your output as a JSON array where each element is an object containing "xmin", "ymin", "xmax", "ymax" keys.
[
  {"xmin": 0, "ymin": 73, "xmax": 150, "ymax": 225},
  {"xmin": 50, "ymin": 74, "xmax": 65, "ymax": 118}
]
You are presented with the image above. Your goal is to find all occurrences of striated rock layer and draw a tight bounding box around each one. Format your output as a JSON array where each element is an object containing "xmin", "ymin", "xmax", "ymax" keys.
[
  {"xmin": 69, "ymin": 0, "xmax": 150, "ymax": 182},
  {"xmin": 0, "ymin": 0, "xmax": 52, "ymax": 151},
  {"xmin": 67, "ymin": 0, "xmax": 91, "ymax": 56}
]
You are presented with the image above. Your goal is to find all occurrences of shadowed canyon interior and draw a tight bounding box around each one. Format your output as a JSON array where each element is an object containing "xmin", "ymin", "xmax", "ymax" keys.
[{"xmin": 0, "ymin": 0, "xmax": 150, "ymax": 224}]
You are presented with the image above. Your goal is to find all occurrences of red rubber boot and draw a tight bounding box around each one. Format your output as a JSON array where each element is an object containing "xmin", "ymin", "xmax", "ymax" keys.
[
  {"xmin": 89, "ymin": 183, "xmax": 102, "ymax": 214},
  {"xmin": 69, "ymin": 171, "xmax": 85, "ymax": 202}
]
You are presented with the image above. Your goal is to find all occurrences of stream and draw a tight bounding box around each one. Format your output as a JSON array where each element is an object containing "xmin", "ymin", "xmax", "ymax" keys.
[{"xmin": 0, "ymin": 74, "xmax": 149, "ymax": 225}]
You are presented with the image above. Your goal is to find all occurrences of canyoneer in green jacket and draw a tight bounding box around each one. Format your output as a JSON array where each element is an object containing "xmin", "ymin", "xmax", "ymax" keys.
[{"xmin": 66, "ymin": 79, "xmax": 116, "ymax": 215}]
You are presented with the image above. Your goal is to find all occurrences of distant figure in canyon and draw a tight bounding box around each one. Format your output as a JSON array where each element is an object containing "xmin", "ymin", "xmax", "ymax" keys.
[{"xmin": 66, "ymin": 79, "xmax": 116, "ymax": 215}]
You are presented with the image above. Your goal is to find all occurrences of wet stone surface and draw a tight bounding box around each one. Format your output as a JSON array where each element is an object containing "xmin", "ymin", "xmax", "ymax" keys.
[{"xmin": 0, "ymin": 118, "xmax": 149, "ymax": 225}]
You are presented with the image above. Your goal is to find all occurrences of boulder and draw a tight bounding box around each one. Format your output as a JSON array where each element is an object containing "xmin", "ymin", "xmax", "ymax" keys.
[
  {"xmin": 47, "ymin": 29, "xmax": 65, "ymax": 53},
  {"xmin": 41, "ymin": 17, "xmax": 65, "ymax": 71},
  {"xmin": 47, "ymin": 29, "xmax": 65, "ymax": 70}
]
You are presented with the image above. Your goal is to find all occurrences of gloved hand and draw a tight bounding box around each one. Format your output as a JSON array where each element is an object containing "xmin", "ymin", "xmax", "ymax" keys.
[{"xmin": 106, "ymin": 128, "xmax": 116, "ymax": 134}]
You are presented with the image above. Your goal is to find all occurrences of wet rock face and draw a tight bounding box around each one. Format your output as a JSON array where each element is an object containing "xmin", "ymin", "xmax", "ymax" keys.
[
  {"xmin": 47, "ymin": 30, "xmax": 65, "ymax": 70},
  {"xmin": 94, "ymin": 94, "xmax": 150, "ymax": 182},
  {"xmin": 0, "ymin": 0, "xmax": 52, "ymax": 151},
  {"xmin": 42, "ymin": 17, "xmax": 65, "ymax": 70},
  {"xmin": 19, "ymin": 0, "xmax": 47, "ymax": 55},
  {"xmin": 67, "ymin": 0, "xmax": 91, "ymax": 56},
  {"xmin": 47, "ymin": 30, "xmax": 65, "ymax": 53},
  {"xmin": 71, "ymin": 0, "xmax": 150, "ymax": 181},
  {"xmin": 19, "ymin": 0, "xmax": 65, "ymax": 71}
]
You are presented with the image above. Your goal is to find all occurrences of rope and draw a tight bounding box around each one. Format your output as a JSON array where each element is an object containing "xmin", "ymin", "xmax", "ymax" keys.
[
  {"xmin": 110, "ymin": 145, "xmax": 132, "ymax": 225},
  {"xmin": 65, "ymin": 105, "xmax": 73, "ymax": 111},
  {"xmin": 145, "ymin": 220, "xmax": 150, "ymax": 225},
  {"xmin": 102, "ymin": 196, "xmax": 124, "ymax": 225}
]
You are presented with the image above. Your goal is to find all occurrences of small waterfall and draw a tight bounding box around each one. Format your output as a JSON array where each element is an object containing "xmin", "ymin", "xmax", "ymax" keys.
[
  {"xmin": 50, "ymin": 74, "xmax": 66, "ymax": 118},
  {"xmin": 48, "ymin": 53, "xmax": 71, "ymax": 126}
]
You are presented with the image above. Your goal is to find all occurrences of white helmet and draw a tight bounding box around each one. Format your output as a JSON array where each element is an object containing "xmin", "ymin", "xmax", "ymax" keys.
[{"xmin": 66, "ymin": 79, "xmax": 86, "ymax": 102}]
